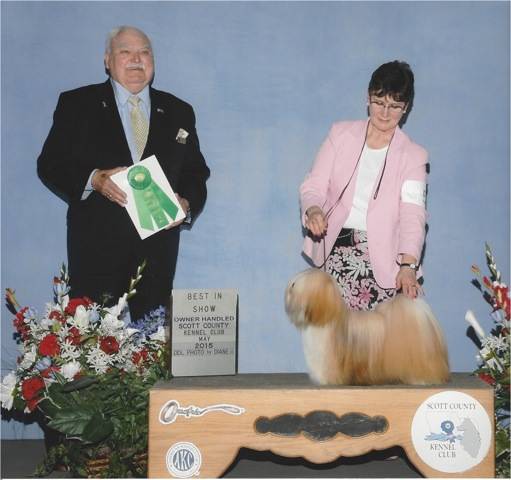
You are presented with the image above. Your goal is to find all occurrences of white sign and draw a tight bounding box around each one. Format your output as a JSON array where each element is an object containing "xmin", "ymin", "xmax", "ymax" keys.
[
  {"xmin": 411, "ymin": 391, "xmax": 492, "ymax": 473},
  {"xmin": 166, "ymin": 442, "xmax": 202, "ymax": 478},
  {"xmin": 111, "ymin": 155, "xmax": 185, "ymax": 239},
  {"xmin": 171, "ymin": 289, "xmax": 238, "ymax": 376}
]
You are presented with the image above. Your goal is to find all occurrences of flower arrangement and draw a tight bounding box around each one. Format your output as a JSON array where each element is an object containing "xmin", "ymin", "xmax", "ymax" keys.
[
  {"xmin": 1, "ymin": 264, "xmax": 169, "ymax": 477},
  {"xmin": 465, "ymin": 243, "xmax": 510, "ymax": 478}
]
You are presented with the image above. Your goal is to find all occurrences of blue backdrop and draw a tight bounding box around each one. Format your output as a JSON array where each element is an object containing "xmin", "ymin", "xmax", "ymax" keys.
[{"xmin": 1, "ymin": 1, "xmax": 509, "ymax": 439}]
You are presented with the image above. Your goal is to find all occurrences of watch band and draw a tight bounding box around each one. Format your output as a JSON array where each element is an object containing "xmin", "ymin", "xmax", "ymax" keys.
[{"xmin": 399, "ymin": 262, "xmax": 418, "ymax": 270}]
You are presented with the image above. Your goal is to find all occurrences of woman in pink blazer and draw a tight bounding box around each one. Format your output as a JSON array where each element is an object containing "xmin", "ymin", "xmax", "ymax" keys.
[{"xmin": 300, "ymin": 61, "xmax": 427, "ymax": 310}]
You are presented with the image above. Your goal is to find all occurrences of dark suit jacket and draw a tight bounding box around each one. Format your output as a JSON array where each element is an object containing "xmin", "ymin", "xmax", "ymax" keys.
[{"xmin": 37, "ymin": 80, "xmax": 210, "ymax": 306}]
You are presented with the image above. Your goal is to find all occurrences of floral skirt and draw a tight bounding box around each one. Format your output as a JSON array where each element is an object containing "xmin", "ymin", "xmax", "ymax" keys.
[{"xmin": 325, "ymin": 229, "xmax": 395, "ymax": 311}]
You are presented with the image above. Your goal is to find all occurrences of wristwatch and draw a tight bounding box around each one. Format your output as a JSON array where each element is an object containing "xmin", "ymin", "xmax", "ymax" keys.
[{"xmin": 399, "ymin": 262, "xmax": 418, "ymax": 271}]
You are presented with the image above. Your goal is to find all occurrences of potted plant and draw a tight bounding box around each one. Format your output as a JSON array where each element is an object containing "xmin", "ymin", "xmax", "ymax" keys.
[
  {"xmin": 1, "ymin": 264, "xmax": 169, "ymax": 477},
  {"xmin": 465, "ymin": 243, "xmax": 510, "ymax": 478}
]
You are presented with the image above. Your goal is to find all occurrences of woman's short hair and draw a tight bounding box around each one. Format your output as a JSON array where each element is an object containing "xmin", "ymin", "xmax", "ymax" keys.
[{"xmin": 368, "ymin": 61, "xmax": 414, "ymax": 104}]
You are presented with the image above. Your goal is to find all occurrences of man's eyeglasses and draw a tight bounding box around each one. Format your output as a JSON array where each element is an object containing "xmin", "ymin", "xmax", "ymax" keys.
[{"xmin": 370, "ymin": 98, "xmax": 406, "ymax": 114}]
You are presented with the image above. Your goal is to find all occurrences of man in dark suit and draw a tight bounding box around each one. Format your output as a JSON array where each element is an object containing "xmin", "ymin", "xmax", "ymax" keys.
[{"xmin": 37, "ymin": 26, "xmax": 210, "ymax": 320}]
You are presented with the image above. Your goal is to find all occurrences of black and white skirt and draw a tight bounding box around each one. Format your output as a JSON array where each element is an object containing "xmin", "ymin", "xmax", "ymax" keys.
[{"xmin": 325, "ymin": 229, "xmax": 395, "ymax": 311}]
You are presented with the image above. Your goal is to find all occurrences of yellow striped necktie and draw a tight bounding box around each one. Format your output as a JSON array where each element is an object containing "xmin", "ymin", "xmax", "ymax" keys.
[{"xmin": 129, "ymin": 95, "xmax": 149, "ymax": 160}]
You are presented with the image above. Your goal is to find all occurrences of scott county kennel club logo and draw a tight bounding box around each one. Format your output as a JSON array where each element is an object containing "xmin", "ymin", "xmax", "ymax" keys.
[
  {"xmin": 166, "ymin": 442, "xmax": 202, "ymax": 478},
  {"xmin": 411, "ymin": 391, "xmax": 492, "ymax": 473}
]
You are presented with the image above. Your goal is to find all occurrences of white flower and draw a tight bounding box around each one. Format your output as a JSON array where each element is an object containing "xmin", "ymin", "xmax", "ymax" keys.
[
  {"xmin": 19, "ymin": 346, "xmax": 37, "ymax": 369},
  {"xmin": 465, "ymin": 310, "xmax": 485, "ymax": 338},
  {"xmin": 482, "ymin": 335, "xmax": 509, "ymax": 354},
  {"xmin": 40, "ymin": 316, "xmax": 56, "ymax": 330},
  {"xmin": 60, "ymin": 295, "xmax": 69, "ymax": 310},
  {"xmin": 61, "ymin": 361, "xmax": 81, "ymax": 381},
  {"xmin": 479, "ymin": 345, "xmax": 504, "ymax": 373},
  {"xmin": 127, "ymin": 327, "xmax": 140, "ymax": 336},
  {"xmin": 69, "ymin": 305, "xmax": 90, "ymax": 333},
  {"xmin": 0, "ymin": 372, "xmax": 17, "ymax": 410},
  {"xmin": 85, "ymin": 345, "xmax": 111, "ymax": 374},
  {"xmin": 100, "ymin": 313, "xmax": 125, "ymax": 336},
  {"xmin": 60, "ymin": 339, "xmax": 81, "ymax": 361},
  {"xmin": 150, "ymin": 326, "xmax": 166, "ymax": 342},
  {"xmin": 105, "ymin": 293, "xmax": 128, "ymax": 320}
]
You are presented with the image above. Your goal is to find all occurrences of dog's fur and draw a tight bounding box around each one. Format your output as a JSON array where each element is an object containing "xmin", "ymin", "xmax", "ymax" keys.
[{"xmin": 285, "ymin": 268, "xmax": 450, "ymax": 385}]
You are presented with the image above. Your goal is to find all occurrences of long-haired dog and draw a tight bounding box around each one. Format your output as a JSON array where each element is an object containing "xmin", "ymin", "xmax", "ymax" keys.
[{"xmin": 285, "ymin": 269, "xmax": 450, "ymax": 385}]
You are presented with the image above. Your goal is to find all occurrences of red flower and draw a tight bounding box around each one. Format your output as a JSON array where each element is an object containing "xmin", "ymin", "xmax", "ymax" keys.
[
  {"xmin": 493, "ymin": 284, "xmax": 510, "ymax": 320},
  {"xmin": 26, "ymin": 397, "xmax": 41, "ymax": 412},
  {"xmin": 66, "ymin": 326, "xmax": 81, "ymax": 345},
  {"xmin": 100, "ymin": 336, "xmax": 119, "ymax": 354},
  {"xmin": 21, "ymin": 377, "xmax": 45, "ymax": 411},
  {"xmin": 65, "ymin": 297, "xmax": 93, "ymax": 316},
  {"xmin": 49, "ymin": 310, "xmax": 65, "ymax": 324},
  {"xmin": 40, "ymin": 365, "xmax": 60, "ymax": 378},
  {"xmin": 13, "ymin": 307, "xmax": 30, "ymax": 340},
  {"xmin": 38, "ymin": 334, "xmax": 60, "ymax": 357},
  {"xmin": 132, "ymin": 349, "xmax": 149, "ymax": 365},
  {"xmin": 478, "ymin": 373, "xmax": 496, "ymax": 386}
]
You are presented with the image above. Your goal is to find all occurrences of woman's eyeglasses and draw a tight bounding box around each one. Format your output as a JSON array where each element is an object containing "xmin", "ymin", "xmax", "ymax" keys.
[{"xmin": 370, "ymin": 98, "xmax": 406, "ymax": 114}]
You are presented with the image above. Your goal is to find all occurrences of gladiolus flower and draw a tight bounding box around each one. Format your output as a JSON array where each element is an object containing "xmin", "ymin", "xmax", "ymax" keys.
[
  {"xmin": 13, "ymin": 307, "xmax": 30, "ymax": 340},
  {"xmin": 465, "ymin": 310, "xmax": 485, "ymax": 338},
  {"xmin": 5, "ymin": 288, "xmax": 20, "ymax": 310}
]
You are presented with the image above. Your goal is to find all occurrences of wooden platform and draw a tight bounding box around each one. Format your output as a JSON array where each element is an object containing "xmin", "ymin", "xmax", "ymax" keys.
[{"xmin": 148, "ymin": 373, "xmax": 494, "ymax": 478}]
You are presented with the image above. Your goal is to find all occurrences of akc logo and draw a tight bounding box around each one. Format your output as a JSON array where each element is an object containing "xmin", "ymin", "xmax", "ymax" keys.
[
  {"xmin": 166, "ymin": 442, "xmax": 202, "ymax": 478},
  {"xmin": 411, "ymin": 391, "xmax": 492, "ymax": 473}
]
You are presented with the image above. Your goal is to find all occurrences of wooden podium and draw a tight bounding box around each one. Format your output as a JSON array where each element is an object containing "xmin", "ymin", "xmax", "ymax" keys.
[{"xmin": 148, "ymin": 373, "xmax": 494, "ymax": 478}]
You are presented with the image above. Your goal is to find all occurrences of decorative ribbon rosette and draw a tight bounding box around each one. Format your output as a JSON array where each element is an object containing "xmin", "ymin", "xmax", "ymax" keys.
[
  {"xmin": 110, "ymin": 155, "xmax": 185, "ymax": 239},
  {"xmin": 128, "ymin": 165, "xmax": 179, "ymax": 230}
]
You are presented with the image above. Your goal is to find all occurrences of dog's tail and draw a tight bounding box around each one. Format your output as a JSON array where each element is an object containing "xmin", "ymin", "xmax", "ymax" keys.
[{"xmin": 380, "ymin": 295, "xmax": 450, "ymax": 385}]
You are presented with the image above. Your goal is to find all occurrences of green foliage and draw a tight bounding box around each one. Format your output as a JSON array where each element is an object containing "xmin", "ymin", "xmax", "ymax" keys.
[
  {"xmin": 2, "ymin": 263, "xmax": 170, "ymax": 478},
  {"xmin": 36, "ymin": 358, "xmax": 169, "ymax": 477},
  {"xmin": 469, "ymin": 244, "xmax": 510, "ymax": 478}
]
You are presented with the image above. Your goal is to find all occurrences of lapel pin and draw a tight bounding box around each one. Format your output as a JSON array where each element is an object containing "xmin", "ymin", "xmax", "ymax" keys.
[
  {"xmin": 157, "ymin": 107, "xmax": 165, "ymax": 114},
  {"xmin": 101, "ymin": 101, "xmax": 108, "ymax": 108}
]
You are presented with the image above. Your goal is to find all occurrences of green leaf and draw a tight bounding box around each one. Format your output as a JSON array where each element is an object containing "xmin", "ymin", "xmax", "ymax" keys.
[
  {"xmin": 47, "ymin": 406, "xmax": 96, "ymax": 435},
  {"xmin": 62, "ymin": 376, "xmax": 98, "ymax": 392},
  {"xmin": 81, "ymin": 413, "xmax": 114, "ymax": 443},
  {"xmin": 495, "ymin": 428, "xmax": 510, "ymax": 456}
]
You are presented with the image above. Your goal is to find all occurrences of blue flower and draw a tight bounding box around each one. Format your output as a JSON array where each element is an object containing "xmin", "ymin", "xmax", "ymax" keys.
[{"xmin": 128, "ymin": 306, "xmax": 166, "ymax": 338}]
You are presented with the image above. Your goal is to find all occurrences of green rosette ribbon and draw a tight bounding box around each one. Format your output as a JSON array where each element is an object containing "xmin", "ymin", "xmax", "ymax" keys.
[{"xmin": 128, "ymin": 165, "xmax": 179, "ymax": 230}]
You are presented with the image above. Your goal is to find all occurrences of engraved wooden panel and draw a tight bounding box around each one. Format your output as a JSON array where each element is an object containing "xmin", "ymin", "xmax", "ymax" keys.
[{"xmin": 148, "ymin": 373, "xmax": 494, "ymax": 478}]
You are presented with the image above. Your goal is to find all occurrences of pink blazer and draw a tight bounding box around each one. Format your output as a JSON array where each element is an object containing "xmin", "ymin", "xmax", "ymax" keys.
[{"xmin": 300, "ymin": 120, "xmax": 428, "ymax": 288}]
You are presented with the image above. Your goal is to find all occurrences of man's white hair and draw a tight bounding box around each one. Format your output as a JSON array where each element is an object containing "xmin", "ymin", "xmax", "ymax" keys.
[{"xmin": 105, "ymin": 26, "xmax": 153, "ymax": 54}]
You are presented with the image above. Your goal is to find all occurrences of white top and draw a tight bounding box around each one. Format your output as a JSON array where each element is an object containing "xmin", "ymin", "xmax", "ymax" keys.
[{"xmin": 343, "ymin": 144, "xmax": 388, "ymax": 231}]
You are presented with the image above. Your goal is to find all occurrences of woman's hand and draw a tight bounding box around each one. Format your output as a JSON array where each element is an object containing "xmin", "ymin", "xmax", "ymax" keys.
[
  {"xmin": 305, "ymin": 206, "xmax": 328, "ymax": 238},
  {"xmin": 396, "ymin": 266, "xmax": 422, "ymax": 299}
]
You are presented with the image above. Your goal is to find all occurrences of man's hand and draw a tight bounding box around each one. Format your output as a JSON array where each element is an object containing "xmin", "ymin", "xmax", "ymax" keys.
[
  {"xmin": 92, "ymin": 167, "xmax": 128, "ymax": 206},
  {"xmin": 305, "ymin": 206, "xmax": 328, "ymax": 238},
  {"xmin": 165, "ymin": 194, "xmax": 190, "ymax": 229}
]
